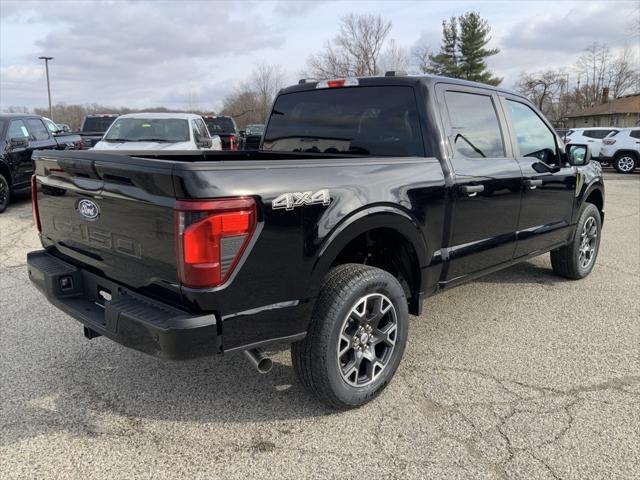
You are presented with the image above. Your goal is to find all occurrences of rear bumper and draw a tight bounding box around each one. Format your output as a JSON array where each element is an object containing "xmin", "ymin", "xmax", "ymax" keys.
[{"xmin": 27, "ymin": 250, "xmax": 219, "ymax": 360}]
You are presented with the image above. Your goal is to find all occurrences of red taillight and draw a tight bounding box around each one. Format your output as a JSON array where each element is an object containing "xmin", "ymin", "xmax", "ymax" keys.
[
  {"xmin": 31, "ymin": 175, "xmax": 41, "ymax": 233},
  {"xmin": 229, "ymin": 135, "xmax": 236, "ymax": 150},
  {"xmin": 603, "ymin": 139, "xmax": 616, "ymax": 145},
  {"xmin": 174, "ymin": 197, "xmax": 257, "ymax": 288},
  {"xmin": 78, "ymin": 139, "xmax": 86, "ymax": 150}
]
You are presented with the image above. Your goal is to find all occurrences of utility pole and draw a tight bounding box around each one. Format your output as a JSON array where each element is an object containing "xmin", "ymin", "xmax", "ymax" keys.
[{"xmin": 38, "ymin": 56, "xmax": 54, "ymax": 120}]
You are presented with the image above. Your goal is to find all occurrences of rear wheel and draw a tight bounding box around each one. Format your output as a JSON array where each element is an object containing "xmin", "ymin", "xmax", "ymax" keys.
[
  {"xmin": 550, "ymin": 203, "xmax": 601, "ymax": 279},
  {"xmin": 0, "ymin": 173, "xmax": 10, "ymax": 213},
  {"xmin": 613, "ymin": 153, "xmax": 637, "ymax": 173},
  {"xmin": 291, "ymin": 264, "xmax": 409, "ymax": 409}
]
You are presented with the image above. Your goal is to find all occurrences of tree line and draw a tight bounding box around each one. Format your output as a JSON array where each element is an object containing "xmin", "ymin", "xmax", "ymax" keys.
[{"xmin": 5, "ymin": 11, "xmax": 637, "ymax": 129}]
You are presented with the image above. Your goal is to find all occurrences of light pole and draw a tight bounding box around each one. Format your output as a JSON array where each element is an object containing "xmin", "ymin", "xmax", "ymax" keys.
[{"xmin": 38, "ymin": 56, "xmax": 54, "ymax": 120}]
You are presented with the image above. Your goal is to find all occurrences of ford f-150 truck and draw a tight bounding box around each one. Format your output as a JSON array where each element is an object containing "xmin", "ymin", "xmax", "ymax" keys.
[{"xmin": 27, "ymin": 74, "xmax": 605, "ymax": 409}]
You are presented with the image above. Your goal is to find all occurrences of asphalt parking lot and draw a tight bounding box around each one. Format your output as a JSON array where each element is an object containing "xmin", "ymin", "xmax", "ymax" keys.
[{"xmin": 1, "ymin": 171, "xmax": 638, "ymax": 479}]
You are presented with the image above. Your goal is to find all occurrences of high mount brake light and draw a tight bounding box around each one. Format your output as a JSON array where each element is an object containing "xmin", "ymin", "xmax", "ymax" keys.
[
  {"xmin": 316, "ymin": 78, "xmax": 359, "ymax": 89},
  {"xmin": 174, "ymin": 198, "xmax": 257, "ymax": 288},
  {"xmin": 31, "ymin": 175, "xmax": 41, "ymax": 233}
]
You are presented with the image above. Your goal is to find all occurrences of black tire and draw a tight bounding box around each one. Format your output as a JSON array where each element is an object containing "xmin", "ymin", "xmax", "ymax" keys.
[
  {"xmin": 613, "ymin": 152, "xmax": 637, "ymax": 174},
  {"xmin": 0, "ymin": 173, "xmax": 10, "ymax": 213},
  {"xmin": 550, "ymin": 203, "xmax": 601, "ymax": 279},
  {"xmin": 291, "ymin": 264, "xmax": 409, "ymax": 409}
]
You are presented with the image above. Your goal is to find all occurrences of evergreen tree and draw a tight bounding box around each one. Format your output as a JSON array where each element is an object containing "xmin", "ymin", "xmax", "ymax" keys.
[
  {"xmin": 458, "ymin": 12, "xmax": 502, "ymax": 85},
  {"xmin": 425, "ymin": 17, "xmax": 459, "ymax": 76},
  {"xmin": 426, "ymin": 12, "xmax": 501, "ymax": 85}
]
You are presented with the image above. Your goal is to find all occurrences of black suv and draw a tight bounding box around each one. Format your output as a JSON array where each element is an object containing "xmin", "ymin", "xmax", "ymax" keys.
[{"xmin": 202, "ymin": 115, "xmax": 238, "ymax": 150}]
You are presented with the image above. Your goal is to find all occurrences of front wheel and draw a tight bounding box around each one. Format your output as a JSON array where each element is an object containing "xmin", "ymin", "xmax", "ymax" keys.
[
  {"xmin": 613, "ymin": 153, "xmax": 637, "ymax": 174},
  {"xmin": 550, "ymin": 203, "xmax": 601, "ymax": 279},
  {"xmin": 0, "ymin": 173, "xmax": 10, "ymax": 213},
  {"xmin": 291, "ymin": 264, "xmax": 409, "ymax": 409}
]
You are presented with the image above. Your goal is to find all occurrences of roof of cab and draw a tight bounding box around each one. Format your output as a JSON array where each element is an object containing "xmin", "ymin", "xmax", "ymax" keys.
[
  {"xmin": 113, "ymin": 112, "xmax": 203, "ymax": 120},
  {"xmin": 281, "ymin": 73, "xmax": 523, "ymax": 99}
]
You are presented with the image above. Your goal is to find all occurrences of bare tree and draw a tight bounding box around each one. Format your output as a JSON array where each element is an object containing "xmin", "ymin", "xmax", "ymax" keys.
[
  {"xmin": 379, "ymin": 38, "xmax": 409, "ymax": 73},
  {"xmin": 306, "ymin": 13, "xmax": 392, "ymax": 78},
  {"xmin": 606, "ymin": 46, "xmax": 638, "ymax": 98},
  {"xmin": 516, "ymin": 70, "xmax": 568, "ymax": 123},
  {"xmin": 250, "ymin": 63, "xmax": 287, "ymax": 123},
  {"xmin": 220, "ymin": 63, "xmax": 288, "ymax": 128},
  {"xmin": 412, "ymin": 44, "xmax": 431, "ymax": 74}
]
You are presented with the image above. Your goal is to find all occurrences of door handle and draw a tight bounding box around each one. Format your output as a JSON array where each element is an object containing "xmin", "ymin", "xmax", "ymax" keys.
[
  {"xmin": 523, "ymin": 179, "xmax": 543, "ymax": 189},
  {"xmin": 460, "ymin": 185, "xmax": 484, "ymax": 197}
]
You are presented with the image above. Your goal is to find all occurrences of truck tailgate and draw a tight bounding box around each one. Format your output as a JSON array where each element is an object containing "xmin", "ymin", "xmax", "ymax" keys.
[{"xmin": 34, "ymin": 151, "xmax": 180, "ymax": 300}]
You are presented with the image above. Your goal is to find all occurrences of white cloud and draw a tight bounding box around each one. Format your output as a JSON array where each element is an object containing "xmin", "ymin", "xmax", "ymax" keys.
[{"xmin": 1, "ymin": 0, "xmax": 638, "ymax": 110}]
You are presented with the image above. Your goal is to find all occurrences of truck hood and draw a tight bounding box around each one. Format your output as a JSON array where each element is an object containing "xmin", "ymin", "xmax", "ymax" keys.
[{"xmin": 92, "ymin": 140, "xmax": 193, "ymax": 150}]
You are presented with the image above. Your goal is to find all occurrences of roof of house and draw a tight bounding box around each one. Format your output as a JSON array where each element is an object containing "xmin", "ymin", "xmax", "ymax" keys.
[{"xmin": 567, "ymin": 93, "xmax": 640, "ymax": 118}]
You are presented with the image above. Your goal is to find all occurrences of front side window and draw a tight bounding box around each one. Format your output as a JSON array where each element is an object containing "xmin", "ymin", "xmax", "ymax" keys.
[
  {"xmin": 25, "ymin": 118, "xmax": 50, "ymax": 141},
  {"xmin": 444, "ymin": 91, "xmax": 505, "ymax": 159},
  {"xmin": 103, "ymin": 118, "xmax": 190, "ymax": 143},
  {"xmin": 192, "ymin": 118, "xmax": 209, "ymax": 140},
  {"xmin": 7, "ymin": 120, "xmax": 30, "ymax": 140},
  {"xmin": 263, "ymin": 86, "xmax": 424, "ymax": 156},
  {"xmin": 507, "ymin": 100, "xmax": 558, "ymax": 165},
  {"xmin": 43, "ymin": 118, "xmax": 59, "ymax": 133}
]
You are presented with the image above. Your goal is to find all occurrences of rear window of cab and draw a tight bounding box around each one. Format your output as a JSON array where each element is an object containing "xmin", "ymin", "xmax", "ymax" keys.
[{"xmin": 263, "ymin": 86, "xmax": 425, "ymax": 157}]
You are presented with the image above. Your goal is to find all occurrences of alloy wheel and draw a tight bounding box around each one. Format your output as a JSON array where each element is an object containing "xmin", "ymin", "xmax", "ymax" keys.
[
  {"xmin": 337, "ymin": 293, "xmax": 398, "ymax": 387},
  {"xmin": 578, "ymin": 216, "xmax": 598, "ymax": 269},
  {"xmin": 617, "ymin": 156, "xmax": 635, "ymax": 172}
]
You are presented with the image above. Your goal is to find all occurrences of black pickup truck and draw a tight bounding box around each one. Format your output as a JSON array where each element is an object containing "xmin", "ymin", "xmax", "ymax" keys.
[
  {"xmin": 27, "ymin": 74, "xmax": 604, "ymax": 408},
  {"xmin": 0, "ymin": 114, "xmax": 82, "ymax": 213},
  {"xmin": 73, "ymin": 114, "xmax": 119, "ymax": 148}
]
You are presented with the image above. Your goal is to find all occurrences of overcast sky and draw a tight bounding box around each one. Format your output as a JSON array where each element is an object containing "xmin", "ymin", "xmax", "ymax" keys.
[{"xmin": 1, "ymin": 0, "xmax": 638, "ymax": 111}]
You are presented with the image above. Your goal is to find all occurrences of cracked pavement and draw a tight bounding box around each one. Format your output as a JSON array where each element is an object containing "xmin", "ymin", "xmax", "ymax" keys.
[{"xmin": 1, "ymin": 172, "xmax": 639, "ymax": 479}]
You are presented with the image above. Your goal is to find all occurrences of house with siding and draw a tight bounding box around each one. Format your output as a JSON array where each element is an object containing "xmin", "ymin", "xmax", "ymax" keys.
[{"xmin": 566, "ymin": 93, "xmax": 640, "ymax": 128}]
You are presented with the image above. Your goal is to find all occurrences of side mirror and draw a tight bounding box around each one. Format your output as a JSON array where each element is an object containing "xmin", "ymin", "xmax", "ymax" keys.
[
  {"xmin": 9, "ymin": 137, "xmax": 29, "ymax": 149},
  {"xmin": 197, "ymin": 138, "xmax": 212, "ymax": 149},
  {"xmin": 567, "ymin": 144, "xmax": 591, "ymax": 166}
]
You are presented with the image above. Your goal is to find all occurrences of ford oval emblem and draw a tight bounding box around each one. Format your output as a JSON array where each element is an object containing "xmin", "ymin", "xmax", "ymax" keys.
[{"xmin": 77, "ymin": 198, "xmax": 100, "ymax": 221}]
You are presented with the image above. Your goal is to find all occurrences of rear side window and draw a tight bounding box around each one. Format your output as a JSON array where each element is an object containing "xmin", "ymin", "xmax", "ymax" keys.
[
  {"xmin": 7, "ymin": 120, "xmax": 29, "ymax": 139},
  {"xmin": 584, "ymin": 129, "xmax": 615, "ymax": 139},
  {"xmin": 443, "ymin": 90, "xmax": 505, "ymax": 158},
  {"xmin": 25, "ymin": 118, "xmax": 50, "ymax": 141},
  {"xmin": 630, "ymin": 130, "xmax": 640, "ymax": 139},
  {"xmin": 82, "ymin": 116, "xmax": 117, "ymax": 133},
  {"xmin": 507, "ymin": 100, "xmax": 558, "ymax": 165},
  {"xmin": 204, "ymin": 117, "xmax": 236, "ymax": 135},
  {"xmin": 263, "ymin": 86, "xmax": 424, "ymax": 156}
]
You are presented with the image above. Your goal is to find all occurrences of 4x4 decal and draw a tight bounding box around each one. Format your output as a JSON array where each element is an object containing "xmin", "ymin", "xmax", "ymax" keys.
[{"xmin": 272, "ymin": 189, "xmax": 331, "ymax": 210}]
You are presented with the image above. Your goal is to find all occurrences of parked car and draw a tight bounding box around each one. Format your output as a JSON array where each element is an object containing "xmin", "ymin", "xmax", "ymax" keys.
[
  {"xmin": 241, "ymin": 124, "xmax": 264, "ymax": 150},
  {"xmin": 0, "ymin": 113, "xmax": 82, "ymax": 212},
  {"xmin": 202, "ymin": 115, "xmax": 238, "ymax": 150},
  {"xmin": 72, "ymin": 113, "xmax": 119, "ymax": 148},
  {"xmin": 28, "ymin": 74, "xmax": 604, "ymax": 408},
  {"xmin": 565, "ymin": 127, "xmax": 619, "ymax": 158},
  {"xmin": 92, "ymin": 113, "xmax": 222, "ymax": 151},
  {"xmin": 599, "ymin": 128, "xmax": 640, "ymax": 173}
]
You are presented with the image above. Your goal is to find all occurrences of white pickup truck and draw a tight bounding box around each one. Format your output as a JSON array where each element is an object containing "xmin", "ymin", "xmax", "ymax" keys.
[{"xmin": 93, "ymin": 113, "xmax": 222, "ymax": 151}]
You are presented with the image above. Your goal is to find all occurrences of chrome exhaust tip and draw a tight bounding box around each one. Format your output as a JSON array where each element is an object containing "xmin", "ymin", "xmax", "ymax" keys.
[{"xmin": 243, "ymin": 348, "xmax": 273, "ymax": 374}]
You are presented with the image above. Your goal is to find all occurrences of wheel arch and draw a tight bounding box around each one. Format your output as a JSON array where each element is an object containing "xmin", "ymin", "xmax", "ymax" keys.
[{"xmin": 310, "ymin": 205, "xmax": 428, "ymax": 315}]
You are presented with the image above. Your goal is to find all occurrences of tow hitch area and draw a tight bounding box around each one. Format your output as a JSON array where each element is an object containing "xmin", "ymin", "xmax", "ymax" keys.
[{"xmin": 83, "ymin": 326, "xmax": 102, "ymax": 339}]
